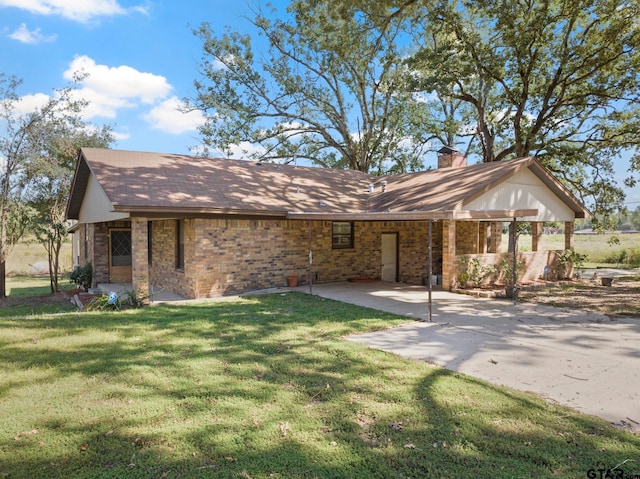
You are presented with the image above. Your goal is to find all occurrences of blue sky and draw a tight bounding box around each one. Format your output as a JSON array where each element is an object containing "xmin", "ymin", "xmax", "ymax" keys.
[
  {"xmin": 1, "ymin": 0, "xmax": 639, "ymax": 206},
  {"xmin": 0, "ymin": 0, "xmax": 280, "ymax": 155}
]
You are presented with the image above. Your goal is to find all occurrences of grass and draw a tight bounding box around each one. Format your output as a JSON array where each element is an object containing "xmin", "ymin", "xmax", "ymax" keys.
[
  {"xmin": 6, "ymin": 238, "xmax": 72, "ymax": 276},
  {"xmin": 6, "ymin": 275, "xmax": 57, "ymax": 297},
  {"xmin": 516, "ymin": 232, "xmax": 640, "ymax": 266},
  {"xmin": 1, "ymin": 288, "xmax": 638, "ymax": 478}
]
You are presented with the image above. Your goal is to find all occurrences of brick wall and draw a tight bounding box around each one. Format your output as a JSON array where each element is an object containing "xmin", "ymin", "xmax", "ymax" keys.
[
  {"xmin": 148, "ymin": 219, "xmax": 197, "ymax": 299},
  {"xmin": 456, "ymin": 222, "xmax": 479, "ymax": 254},
  {"xmin": 146, "ymin": 218, "xmax": 442, "ymax": 298},
  {"xmin": 454, "ymin": 250, "xmax": 564, "ymax": 286}
]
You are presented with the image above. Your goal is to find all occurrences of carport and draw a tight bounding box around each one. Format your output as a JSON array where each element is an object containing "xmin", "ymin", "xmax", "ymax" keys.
[
  {"xmin": 306, "ymin": 281, "xmax": 640, "ymax": 430},
  {"xmin": 290, "ymin": 209, "xmax": 539, "ymax": 319}
]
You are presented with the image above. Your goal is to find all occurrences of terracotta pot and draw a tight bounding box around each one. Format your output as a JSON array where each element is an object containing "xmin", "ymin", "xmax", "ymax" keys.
[{"xmin": 286, "ymin": 275, "xmax": 299, "ymax": 288}]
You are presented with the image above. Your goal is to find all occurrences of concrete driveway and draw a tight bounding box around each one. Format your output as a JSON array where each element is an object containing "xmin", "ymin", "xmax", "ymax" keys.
[{"xmin": 307, "ymin": 282, "xmax": 640, "ymax": 431}]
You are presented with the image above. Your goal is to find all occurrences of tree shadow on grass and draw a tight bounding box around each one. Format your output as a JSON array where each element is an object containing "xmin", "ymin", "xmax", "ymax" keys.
[{"xmin": 1, "ymin": 293, "xmax": 639, "ymax": 478}]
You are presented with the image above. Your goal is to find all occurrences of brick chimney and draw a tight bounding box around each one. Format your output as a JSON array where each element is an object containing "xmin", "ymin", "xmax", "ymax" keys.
[{"xmin": 437, "ymin": 146, "xmax": 466, "ymax": 169}]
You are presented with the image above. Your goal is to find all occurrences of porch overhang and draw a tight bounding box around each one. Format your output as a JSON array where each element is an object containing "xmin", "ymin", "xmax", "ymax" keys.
[{"xmin": 286, "ymin": 209, "xmax": 539, "ymax": 222}]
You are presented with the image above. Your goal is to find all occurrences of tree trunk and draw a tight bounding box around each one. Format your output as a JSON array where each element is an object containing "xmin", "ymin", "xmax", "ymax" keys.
[{"xmin": 0, "ymin": 260, "xmax": 5, "ymax": 298}]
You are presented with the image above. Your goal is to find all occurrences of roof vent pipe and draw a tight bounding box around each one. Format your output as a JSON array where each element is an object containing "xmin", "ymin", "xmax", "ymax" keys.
[
  {"xmin": 381, "ymin": 181, "xmax": 387, "ymax": 193},
  {"xmin": 368, "ymin": 183, "xmax": 375, "ymax": 193}
]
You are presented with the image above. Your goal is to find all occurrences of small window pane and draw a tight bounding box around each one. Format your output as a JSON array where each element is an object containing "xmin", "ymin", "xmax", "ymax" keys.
[{"xmin": 332, "ymin": 222, "xmax": 354, "ymax": 249}]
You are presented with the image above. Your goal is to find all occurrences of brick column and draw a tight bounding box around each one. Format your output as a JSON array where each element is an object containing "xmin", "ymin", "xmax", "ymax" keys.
[
  {"xmin": 479, "ymin": 222, "xmax": 488, "ymax": 253},
  {"xmin": 131, "ymin": 217, "xmax": 150, "ymax": 303},
  {"xmin": 441, "ymin": 220, "xmax": 456, "ymax": 290},
  {"xmin": 489, "ymin": 222, "xmax": 502, "ymax": 253},
  {"xmin": 531, "ymin": 222, "xmax": 543, "ymax": 252},
  {"xmin": 564, "ymin": 221, "xmax": 574, "ymax": 250}
]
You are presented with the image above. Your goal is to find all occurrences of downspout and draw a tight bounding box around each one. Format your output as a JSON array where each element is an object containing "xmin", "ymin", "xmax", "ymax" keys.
[
  {"xmin": 511, "ymin": 217, "xmax": 518, "ymax": 306},
  {"xmin": 308, "ymin": 220, "xmax": 313, "ymax": 295},
  {"xmin": 427, "ymin": 220, "xmax": 433, "ymax": 322}
]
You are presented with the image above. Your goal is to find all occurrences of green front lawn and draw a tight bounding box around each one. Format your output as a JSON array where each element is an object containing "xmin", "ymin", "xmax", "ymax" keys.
[{"xmin": 0, "ymin": 292, "xmax": 637, "ymax": 479}]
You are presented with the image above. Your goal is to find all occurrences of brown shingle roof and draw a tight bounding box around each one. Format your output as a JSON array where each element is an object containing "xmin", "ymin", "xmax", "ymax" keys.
[
  {"xmin": 66, "ymin": 148, "xmax": 588, "ymax": 220},
  {"xmin": 370, "ymin": 157, "xmax": 535, "ymax": 212},
  {"xmin": 67, "ymin": 148, "xmax": 372, "ymax": 219}
]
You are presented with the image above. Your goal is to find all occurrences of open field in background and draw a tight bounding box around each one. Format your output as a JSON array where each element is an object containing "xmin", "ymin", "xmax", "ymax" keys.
[
  {"xmin": 1, "ymin": 291, "xmax": 638, "ymax": 479},
  {"xmin": 512, "ymin": 232, "xmax": 640, "ymax": 266},
  {"xmin": 6, "ymin": 240, "xmax": 73, "ymax": 276}
]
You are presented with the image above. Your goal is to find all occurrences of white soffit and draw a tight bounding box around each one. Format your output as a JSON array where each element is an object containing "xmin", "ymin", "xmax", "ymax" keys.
[
  {"xmin": 78, "ymin": 172, "xmax": 130, "ymax": 223},
  {"xmin": 462, "ymin": 168, "xmax": 575, "ymax": 222}
]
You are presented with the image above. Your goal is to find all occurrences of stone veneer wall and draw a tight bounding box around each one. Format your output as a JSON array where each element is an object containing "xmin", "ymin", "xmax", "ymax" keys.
[{"xmin": 148, "ymin": 218, "xmax": 443, "ymax": 298}]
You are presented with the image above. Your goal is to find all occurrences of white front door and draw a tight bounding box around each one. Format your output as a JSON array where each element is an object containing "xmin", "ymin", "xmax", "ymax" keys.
[{"xmin": 381, "ymin": 233, "xmax": 398, "ymax": 282}]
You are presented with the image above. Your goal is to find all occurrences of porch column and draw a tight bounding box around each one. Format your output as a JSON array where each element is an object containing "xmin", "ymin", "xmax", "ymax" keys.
[
  {"xmin": 531, "ymin": 222, "xmax": 543, "ymax": 252},
  {"xmin": 564, "ymin": 221, "xmax": 574, "ymax": 250},
  {"xmin": 479, "ymin": 222, "xmax": 489, "ymax": 253},
  {"xmin": 131, "ymin": 217, "xmax": 150, "ymax": 304},
  {"xmin": 441, "ymin": 220, "xmax": 456, "ymax": 290},
  {"xmin": 489, "ymin": 222, "xmax": 502, "ymax": 253}
]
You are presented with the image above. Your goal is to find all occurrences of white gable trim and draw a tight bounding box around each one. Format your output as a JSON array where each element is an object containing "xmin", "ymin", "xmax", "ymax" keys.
[
  {"xmin": 78, "ymin": 172, "xmax": 129, "ymax": 223},
  {"xmin": 462, "ymin": 168, "xmax": 575, "ymax": 222}
]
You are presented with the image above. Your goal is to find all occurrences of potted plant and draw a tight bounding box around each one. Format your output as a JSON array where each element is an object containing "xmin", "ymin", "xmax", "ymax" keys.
[{"xmin": 286, "ymin": 274, "xmax": 299, "ymax": 288}]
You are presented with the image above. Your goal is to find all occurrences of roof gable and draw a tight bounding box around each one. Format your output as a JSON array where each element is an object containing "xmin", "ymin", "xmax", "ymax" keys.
[{"xmin": 462, "ymin": 167, "xmax": 577, "ymax": 221}]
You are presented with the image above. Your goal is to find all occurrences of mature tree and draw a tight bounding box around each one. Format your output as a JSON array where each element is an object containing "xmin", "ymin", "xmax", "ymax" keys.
[
  {"xmin": 0, "ymin": 73, "xmax": 109, "ymax": 297},
  {"xmin": 189, "ymin": 1, "xmax": 434, "ymax": 173},
  {"xmin": 401, "ymin": 0, "xmax": 640, "ymax": 217},
  {"xmin": 27, "ymin": 129, "xmax": 112, "ymax": 293},
  {"xmin": 626, "ymin": 205, "xmax": 640, "ymax": 231}
]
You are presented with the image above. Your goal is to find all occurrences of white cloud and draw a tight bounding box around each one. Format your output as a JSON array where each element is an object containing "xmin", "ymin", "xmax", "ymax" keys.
[
  {"xmin": 0, "ymin": 0, "xmax": 146, "ymax": 23},
  {"xmin": 143, "ymin": 97, "xmax": 205, "ymax": 135},
  {"xmin": 8, "ymin": 23, "xmax": 56, "ymax": 44},
  {"xmin": 62, "ymin": 55, "xmax": 172, "ymax": 119},
  {"xmin": 222, "ymin": 141, "xmax": 268, "ymax": 160},
  {"xmin": 112, "ymin": 130, "xmax": 130, "ymax": 141},
  {"xmin": 65, "ymin": 55, "xmax": 171, "ymax": 105},
  {"xmin": 12, "ymin": 92, "xmax": 51, "ymax": 115}
]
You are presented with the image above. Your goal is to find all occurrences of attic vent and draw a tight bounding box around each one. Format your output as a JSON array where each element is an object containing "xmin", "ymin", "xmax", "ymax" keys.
[
  {"xmin": 368, "ymin": 183, "xmax": 375, "ymax": 193},
  {"xmin": 380, "ymin": 181, "xmax": 387, "ymax": 193}
]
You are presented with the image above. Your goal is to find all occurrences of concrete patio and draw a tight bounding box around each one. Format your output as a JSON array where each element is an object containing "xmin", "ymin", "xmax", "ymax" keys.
[{"xmin": 305, "ymin": 280, "xmax": 640, "ymax": 431}]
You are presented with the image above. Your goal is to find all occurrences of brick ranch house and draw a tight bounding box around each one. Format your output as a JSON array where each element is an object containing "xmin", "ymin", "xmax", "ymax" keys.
[{"xmin": 66, "ymin": 147, "xmax": 589, "ymax": 300}]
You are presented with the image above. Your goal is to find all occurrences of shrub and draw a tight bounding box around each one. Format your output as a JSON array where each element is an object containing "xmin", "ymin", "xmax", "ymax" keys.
[
  {"xmin": 499, "ymin": 256, "xmax": 526, "ymax": 285},
  {"xmin": 120, "ymin": 288, "xmax": 148, "ymax": 308},
  {"xmin": 557, "ymin": 249, "xmax": 587, "ymax": 279},
  {"xmin": 458, "ymin": 256, "xmax": 497, "ymax": 288},
  {"xmin": 603, "ymin": 247, "xmax": 640, "ymax": 267},
  {"xmin": 69, "ymin": 262, "xmax": 92, "ymax": 291},
  {"xmin": 86, "ymin": 289, "xmax": 148, "ymax": 312},
  {"xmin": 86, "ymin": 292, "xmax": 120, "ymax": 311}
]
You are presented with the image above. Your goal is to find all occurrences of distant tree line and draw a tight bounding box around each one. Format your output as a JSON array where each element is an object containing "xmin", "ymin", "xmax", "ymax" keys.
[{"xmin": 188, "ymin": 0, "xmax": 640, "ymax": 226}]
